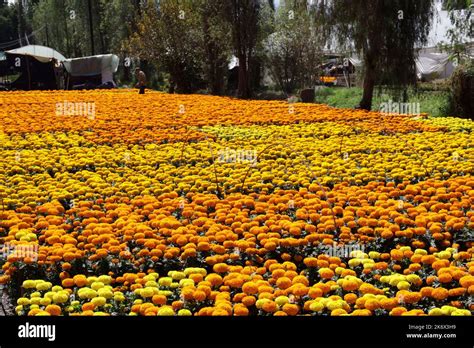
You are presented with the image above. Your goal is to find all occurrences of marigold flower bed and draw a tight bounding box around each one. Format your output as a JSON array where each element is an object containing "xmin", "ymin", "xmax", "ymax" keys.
[{"xmin": 0, "ymin": 90, "xmax": 473, "ymax": 316}]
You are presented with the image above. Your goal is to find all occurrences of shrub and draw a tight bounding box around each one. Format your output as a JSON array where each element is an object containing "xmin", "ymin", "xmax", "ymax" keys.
[{"xmin": 451, "ymin": 62, "xmax": 474, "ymax": 119}]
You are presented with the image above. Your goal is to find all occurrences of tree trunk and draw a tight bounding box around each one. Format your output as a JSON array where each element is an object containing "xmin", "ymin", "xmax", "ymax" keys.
[
  {"xmin": 174, "ymin": 67, "xmax": 192, "ymax": 94},
  {"xmin": 62, "ymin": 0, "xmax": 71, "ymax": 57},
  {"xmin": 87, "ymin": 0, "xmax": 95, "ymax": 55},
  {"xmin": 359, "ymin": 58, "xmax": 376, "ymax": 110},
  {"xmin": 237, "ymin": 54, "xmax": 250, "ymax": 99},
  {"xmin": 207, "ymin": 48, "xmax": 225, "ymax": 96},
  {"xmin": 17, "ymin": 1, "xmax": 25, "ymax": 46},
  {"xmin": 168, "ymin": 79, "xmax": 175, "ymax": 94},
  {"xmin": 250, "ymin": 56, "xmax": 261, "ymax": 92},
  {"xmin": 211, "ymin": 64, "xmax": 226, "ymax": 96},
  {"xmin": 96, "ymin": 1, "xmax": 106, "ymax": 54}
]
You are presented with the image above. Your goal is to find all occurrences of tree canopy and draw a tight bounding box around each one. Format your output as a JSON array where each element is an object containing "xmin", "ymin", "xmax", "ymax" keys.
[
  {"xmin": 320, "ymin": 0, "xmax": 434, "ymax": 110},
  {"xmin": 1, "ymin": 0, "xmax": 466, "ymax": 108}
]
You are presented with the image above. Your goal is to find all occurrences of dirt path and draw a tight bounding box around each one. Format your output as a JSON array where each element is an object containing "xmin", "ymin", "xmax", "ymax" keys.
[
  {"xmin": 0, "ymin": 286, "xmax": 14, "ymax": 315},
  {"xmin": 0, "ymin": 273, "xmax": 14, "ymax": 316}
]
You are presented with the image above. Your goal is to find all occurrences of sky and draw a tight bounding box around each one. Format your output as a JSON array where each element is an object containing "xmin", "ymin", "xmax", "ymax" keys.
[{"xmin": 427, "ymin": 1, "xmax": 465, "ymax": 47}]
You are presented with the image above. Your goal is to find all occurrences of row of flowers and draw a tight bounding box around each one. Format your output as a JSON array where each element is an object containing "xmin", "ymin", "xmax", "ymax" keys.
[
  {"xmin": 0, "ymin": 124, "xmax": 472, "ymax": 210},
  {"xmin": 12, "ymin": 253, "xmax": 474, "ymax": 316}
]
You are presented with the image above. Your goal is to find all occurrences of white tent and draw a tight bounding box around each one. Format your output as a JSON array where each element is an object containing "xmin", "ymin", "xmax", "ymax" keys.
[
  {"xmin": 5, "ymin": 45, "xmax": 66, "ymax": 63},
  {"xmin": 348, "ymin": 51, "xmax": 456, "ymax": 81},
  {"xmin": 63, "ymin": 54, "xmax": 119, "ymax": 83},
  {"xmin": 415, "ymin": 50, "xmax": 455, "ymax": 80},
  {"xmin": 349, "ymin": 57, "xmax": 362, "ymax": 67},
  {"xmin": 228, "ymin": 55, "xmax": 239, "ymax": 70}
]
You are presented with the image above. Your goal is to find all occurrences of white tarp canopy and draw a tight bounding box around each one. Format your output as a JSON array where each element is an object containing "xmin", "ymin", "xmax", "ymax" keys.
[
  {"xmin": 228, "ymin": 55, "xmax": 239, "ymax": 70},
  {"xmin": 349, "ymin": 57, "xmax": 362, "ymax": 67},
  {"xmin": 348, "ymin": 51, "xmax": 455, "ymax": 81},
  {"xmin": 63, "ymin": 54, "xmax": 119, "ymax": 83},
  {"xmin": 415, "ymin": 50, "xmax": 454, "ymax": 80},
  {"xmin": 5, "ymin": 45, "xmax": 66, "ymax": 63}
]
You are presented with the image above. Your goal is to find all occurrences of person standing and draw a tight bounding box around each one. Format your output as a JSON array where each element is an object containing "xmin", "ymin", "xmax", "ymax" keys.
[{"xmin": 135, "ymin": 68, "xmax": 147, "ymax": 94}]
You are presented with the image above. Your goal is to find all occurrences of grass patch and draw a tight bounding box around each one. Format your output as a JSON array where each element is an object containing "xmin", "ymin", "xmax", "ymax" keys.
[{"xmin": 314, "ymin": 87, "xmax": 453, "ymax": 117}]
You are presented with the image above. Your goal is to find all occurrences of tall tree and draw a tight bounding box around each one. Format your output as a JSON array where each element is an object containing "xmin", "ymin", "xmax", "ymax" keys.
[
  {"xmin": 225, "ymin": 0, "xmax": 262, "ymax": 99},
  {"xmin": 439, "ymin": 0, "xmax": 473, "ymax": 63},
  {"xmin": 31, "ymin": 0, "xmax": 87, "ymax": 56},
  {"xmin": 101, "ymin": 0, "xmax": 135, "ymax": 52},
  {"xmin": 321, "ymin": 0, "xmax": 434, "ymax": 110},
  {"xmin": 128, "ymin": 0, "xmax": 232, "ymax": 94},
  {"xmin": 128, "ymin": 0, "xmax": 204, "ymax": 93},
  {"xmin": 440, "ymin": 0, "xmax": 473, "ymax": 119},
  {"xmin": 264, "ymin": 0, "xmax": 324, "ymax": 94},
  {"xmin": 198, "ymin": 0, "xmax": 232, "ymax": 95},
  {"xmin": 17, "ymin": 0, "xmax": 29, "ymax": 46},
  {"xmin": 30, "ymin": 0, "xmax": 135, "ymax": 57},
  {"xmin": 87, "ymin": 0, "xmax": 94, "ymax": 55},
  {"xmin": 0, "ymin": 1, "xmax": 19, "ymax": 48}
]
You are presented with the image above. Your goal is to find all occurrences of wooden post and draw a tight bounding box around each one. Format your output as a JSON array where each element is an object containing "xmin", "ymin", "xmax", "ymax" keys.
[{"xmin": 25, "ymin": 56, "xmax": 31, "ymax": 90}]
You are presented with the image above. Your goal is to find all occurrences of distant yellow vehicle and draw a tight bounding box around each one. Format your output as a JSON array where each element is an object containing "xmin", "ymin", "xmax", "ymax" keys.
[{"xmin": 320, "ymin": 76, "xmax": 337, "ymax": 84}]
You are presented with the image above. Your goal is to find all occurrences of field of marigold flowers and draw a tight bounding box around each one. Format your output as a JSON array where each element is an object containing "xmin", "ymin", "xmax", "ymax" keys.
[{"xmin": 0, "ymin": 90, "xmax": 473, "ymax": 317}]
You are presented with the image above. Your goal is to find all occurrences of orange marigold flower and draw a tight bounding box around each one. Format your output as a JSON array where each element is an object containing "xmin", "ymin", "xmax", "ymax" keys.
[
  {"xmin": 292, "ymin": 284, "xmax": 309, "ymax": 297},
  {"xmin": 292, "ymin": 275, "xmax": 309, "ymax": 286},
  {"xmin": 242, "ymin": 295, "xmax": 256, "ymax": 307},
  {"xmin": 152, "ymin": 295, "xmax": 167, "ymax": 305},
  {"xmin": 304, "ymin": 257, "xmax": 318, "ymax": 267},
  {"xmin": 420, "ymin": 287, "xmax": 433, "ymax": 297},
  {"xmin": 282, "ymin": 303, "xmax": 299, "ymax": 316},
  {"xmin": 73, "ymin": 275, "xmax": 88, "ymax": 287},
  {"xmin": 390, "ymin": 307, "xmax": 407, "ymax": 316},
  {"xmin": 61, "ymin": 278, "xmax": 74, "ymax": 288},
  {"xmin": 342, "ymin": 279, "xmax": 359, "ymax": 292},
  {"xmin": 438, "ymin": 273, "xmax": 453, "ymax": 283},
  {"xmin": 193, "ymin": 290, "xmax": 207, "ymax": 302},
  {"xmin": 380, "ymin": 298, "xmax": 398, "ymax": 311},
  {"xmin": 242, "ymin": 282, "xmax": 259, "ymax": 295},
  {"xmin": 460, "ymin": 275, "xmax": 474, "ymax": 288},
  {"xmin": 448, "ymin": 287, "xmax": 466, "ymax": 297},
  {"xmin": 344, "ymin": 293, "xmax": 358, "ymax": 304},
  {"xmin": 82, "ymin": 302, "xmax": 96, "ymax": 312},
  {"xmin": 364, "ymin": 299, "xmax": 380, "ymax": 311},
  {"xmin": 262, "ymin": 300, "xmax": 278, "ymax": 313},
  {"xmin": 213, "ymin": 263, "xmax": 229, "ymax": 274},
  {"xmin": 319, "ymin": 268, "xmax": 335, "ymax": 280},
  {"xmin": 431, "ymin": 288, "xmax": 449, "ymax": 301},
  {"xmin": 45, "ymin": 304, "xmax": 62, "ymax": 316},
  {"xmin": 421, "ymin": 255, "xmax": 436, "ymax": 265},
  {"xmin": 308, "ymin": 287, "xmax": 323, "ymax": 299},
  {"xmin": 276, "ymin": 277, "xmax": 292, "ymax": 290},
  {"xmin": 390, "ymin": 249, "xmax": 404, "ymax": 261},
  {"xmin": 234, "ymin": 305, "xmax": 249, "ymax": 316}
]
